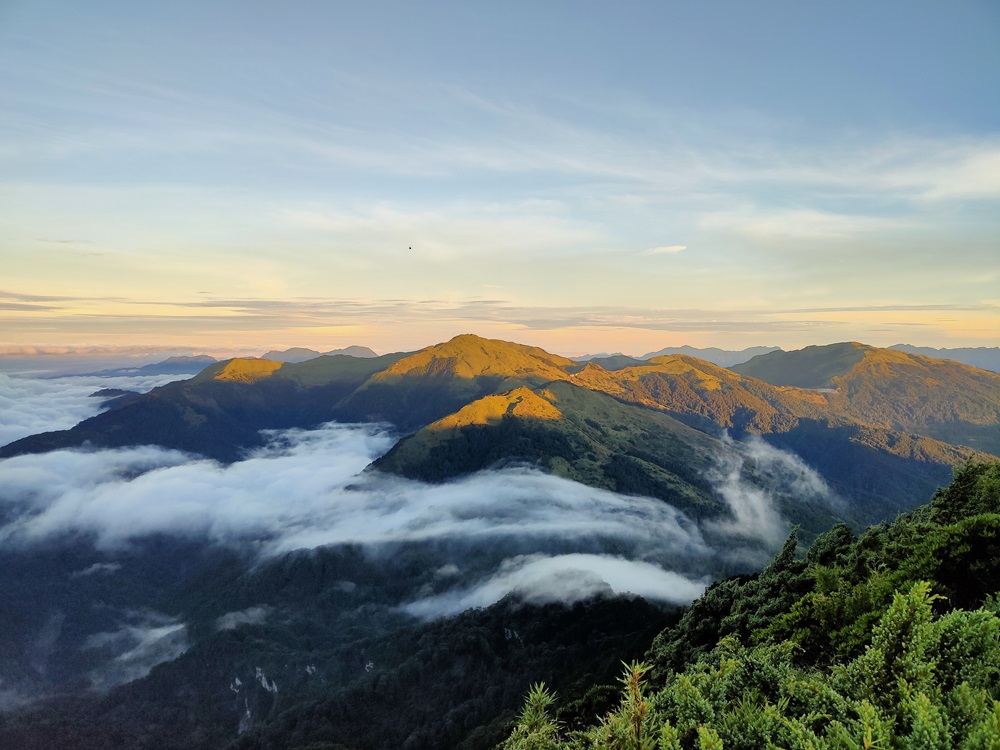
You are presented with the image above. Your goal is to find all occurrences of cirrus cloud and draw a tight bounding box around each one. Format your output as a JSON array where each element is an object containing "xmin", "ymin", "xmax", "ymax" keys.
[{"xmin": 642, "ymin": 245, "xmax": 687, "ymax": 255}]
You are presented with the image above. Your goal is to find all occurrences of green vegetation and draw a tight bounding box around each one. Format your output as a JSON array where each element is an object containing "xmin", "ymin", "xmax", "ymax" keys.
[
  {"xmin": 200, "ymin": 358, "xmax": 285, "ymax": 384},
  {"xmin": 376, "ymin": 381, "xmax": 725, "ymax": 518},
  {"xmin": 734, "ymin": 343, "xmax": 1000, "ymax": 454},
  {"xmin": 0, "ymin": 352, "xmax": 408, "ymax": 461},
  {"xmin": 0, "ymin": 551, "xmax": 671, "ymax": 750},
  {"xmin": 585, "ymin": 355, "xmax": 648, "ymax": 372},
  {"xmin": 501, "ymin": 461, "xmax": 1000, "ymax": 749},
  {"xmin": 574, "ymin": 354, "xmax": 824, "ymax": 434},
  {"xmin": 732, "ymin": 342, "xmax": 870, "ymax": 388},
  {"xmin": 334, "ymin": 335, "xmax": 576, "ymax": 431}
]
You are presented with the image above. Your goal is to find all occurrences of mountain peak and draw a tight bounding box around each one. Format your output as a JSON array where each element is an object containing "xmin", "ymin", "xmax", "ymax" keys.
[
  {"xmin": 732, "ymin": 342, "xmax": 873, "ymax": 388},
  {"xmin": 199, "ymin": 358, "xmax": 284, "ymax": 384},
  {"xmin": 428, "ymin": 386, "xmax": 563, "ymax": 431},
  {"xmin": 375, "ymin": 334, "xmax": 575, "ymax": 381}
]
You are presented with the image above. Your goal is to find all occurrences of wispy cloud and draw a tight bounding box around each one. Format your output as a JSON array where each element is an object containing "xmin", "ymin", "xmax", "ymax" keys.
[
  {"xmin": 8, "ymin": 293, "xmax": 978, "ymax": 349},
  {"xmin": 402, "ymin": 554, "xmax": 709, "ymax": 619},
  {"xmin": 0, "ymin": 367, "xmax": 846, "ymax": 607},
  {"xmin": 643, "ymin": 245, "xmax": 687, "ymax": 255},
  {"xmin": 83, "ymin": 612, "xmax": 188, "ymax": 691},
  {"xmin": 0, "ymin": 302, "xmax": 57, "ymax": 311},
  {"xmin": 704, "ymin": 435, "xmax": 838, "ymax": 548},
  {"xmin": 216, "ymin": 606, "xmax": 272, "ymax": 632},
  {"xmin": 277, "ymin": 202, "xmax": 612, "ymax": 261},
  {"xmin": 699, "ymin": 208, "xmax": 913, "ymax": 241}
]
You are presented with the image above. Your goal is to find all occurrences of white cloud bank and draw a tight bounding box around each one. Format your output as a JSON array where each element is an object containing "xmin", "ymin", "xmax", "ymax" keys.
[
  {"xmin": 0, "ymin": 372, "xmax": 184, "ymax": 446},
  {"xmin": 0, "ymin": 374, "xmax": 835, "ymax": 619},
  {"xmin": 705, "ymin": 434, "xmax": 838, "ymax": 545},
  {"xmin": 402, "ymin": 553, "xmax": 709, "ymax": 619},
  {"xmin": 0, "ymin": 427, "xmax": 710, "ymax": 563}
]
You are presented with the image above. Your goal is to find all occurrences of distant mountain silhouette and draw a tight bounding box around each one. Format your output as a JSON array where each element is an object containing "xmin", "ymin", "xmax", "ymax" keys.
[
  {"xmin": 574, "ymin": 346, "xmax": 780, "ymax": 367},
  {"xmin": 890, "ymin": 344, "xmax": 1000, "ymax": 373},
  {"xmin": 76, "ymin": 354, "xmax": 218, "ymax": 378},
  {"xmin": 261, "ymin": 345, "xmax": 378, "ymax": 362},
  {"xmin": 642, "ymin": 345, "xmax": 781, "ymax": 366}
]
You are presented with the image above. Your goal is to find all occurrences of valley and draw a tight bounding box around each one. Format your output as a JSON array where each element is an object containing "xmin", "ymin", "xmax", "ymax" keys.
[{"xmin": 0, "ymin": 335, "xmax": 997, "ymax": 749}]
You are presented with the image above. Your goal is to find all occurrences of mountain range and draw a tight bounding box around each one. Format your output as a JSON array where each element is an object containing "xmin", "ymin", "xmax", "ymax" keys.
[
  {"xmin": 889, "ymin": 343, "xmax": 1000, "ymax": 372},
  {"xmin": 573, "ymin": 346, "xmax": 781, "ymax": 368},
  {"xmin": 72, "ymin": 354, "xmax": 219, "ymax": 378},
  {"xmin": 3, "ymin": 334, "xmax": 998, "ymax": 534},
  {"xmin": 260, "ymin": 345, "xmax": 378, "ymax": 362},
  {"xmin": 573, "ymin": 344, "xmax": 1000, "ymax": 372},
  {"xmin": 1, "ymin": 334, "xmax": 999, "ymax": 749}
]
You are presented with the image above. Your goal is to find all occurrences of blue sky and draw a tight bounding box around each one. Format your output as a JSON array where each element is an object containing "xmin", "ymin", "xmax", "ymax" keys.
[{"xmin": 1, "ymin": 0, "xmax": 998, "ymax": 355}]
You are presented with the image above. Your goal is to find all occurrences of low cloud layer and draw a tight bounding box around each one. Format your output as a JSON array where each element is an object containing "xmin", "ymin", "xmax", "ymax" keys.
[
  {"xmin": 216, "ymin": 606, "xmax": 273, "ymax": 632},
  {"xmin": 0, "ymin": 372, "xmax": 183, "ymax": 446},
  {"xmin": 0, "ymin": 425, "xmax": 710, "ymax": 568},
  {"xmin": 0, "ymin": 374, "xmax": 833, "ymax": 626},
  {"xmin": 83, "ymin": 611, "xmax": 188, "ymax": 691},
  {"xmin": 705, "ymin": 434, "xmax": 838, "ymax": 547},
  {"xmin": 402, "ymin": 553, "xmax": 709, "ymax": 619}
]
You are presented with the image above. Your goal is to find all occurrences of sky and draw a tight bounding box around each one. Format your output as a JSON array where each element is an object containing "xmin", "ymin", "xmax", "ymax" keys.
[{"xmin": 1, "ymin": 0, "xmax": 998, "ymax": 357}]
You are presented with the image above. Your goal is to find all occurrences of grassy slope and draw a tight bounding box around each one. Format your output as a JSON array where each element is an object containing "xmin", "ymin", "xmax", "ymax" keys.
[
  {"xmin": 377, "ymin": 380, "xmax": 725, "ymax": 518},
  {"xmin": 565, "ymin": 353, "xmax": 992, "ymax": 524},
  {"xmin": 824, "ymin": 349, "xmax": 1000, "ymax": 453},
  {"xmin": 3, "ymin": 337, "xmax": 997, "ymax": 507},
  {"xmin": 735, "ymin": 343, "xmax": 1000, "ymax": 454},
  {"xmin": 572, "ymin": 354, "xmax": 827, "ymax": 434},
  {"xmin": 332, "ymin": 334, "xmax": 578, "ymax": 432},
  {"xmin": 731, "ymin": 341, "xmax": 870, "ymax": 387},
  {"xmin": 585, "ymin": 355, "xmax": 648, "ymax": 371}
]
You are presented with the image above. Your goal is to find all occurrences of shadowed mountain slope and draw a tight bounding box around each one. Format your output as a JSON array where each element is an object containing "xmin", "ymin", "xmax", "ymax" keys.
[
  {"xmin": 377, "ymin": 374, "xmax": 987, "ymax": 530},
  {"xmin": 731, "ymin": 342, "xmax": 869, "ymax": 387},
  {"xmin": 0, "ymin": 353, "xmax": 408, "ymax": 462},
  {"xmin": 77, "ymin": 354, "xmax": 219, "ymax": 378},
  {"xmin": 584, "ymin": 355, "xmax": 648, "ymax": 371},
  {"xmin": 890, "ymin": 343, "xmax": 1000, "ymax": 372}
]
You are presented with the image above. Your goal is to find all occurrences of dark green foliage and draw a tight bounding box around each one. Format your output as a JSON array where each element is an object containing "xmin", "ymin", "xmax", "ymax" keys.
[
  {"xmin": 503, "ymin": 461, "xmax": 1000, "ymax": 749},
  {"xmin": 647, "ymin": 529, "xmax": 811, "ymax": 679},
  {"xmin": 0, "ymin": 535, "xmax": 672, "ymax": 750},
  {"xmin": 757, "ymin": 461, "xmax": 1000, "ymax": 663},
  {"xmin": 762, "ymin": 422, "xmax": 961, "ymax": 526},
  {"xmin": 932, "ymin": 460, "xmax": 1000, "ymax": 524},
  {"xmin": 384, "ymin": 417, "xmax": 581, "ymax": 482}
]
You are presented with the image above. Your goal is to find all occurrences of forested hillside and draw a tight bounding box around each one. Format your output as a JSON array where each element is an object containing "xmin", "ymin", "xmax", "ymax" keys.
[{"xmin": 502, "ymin": 461, "xmax": 1000, "ymax": 749}]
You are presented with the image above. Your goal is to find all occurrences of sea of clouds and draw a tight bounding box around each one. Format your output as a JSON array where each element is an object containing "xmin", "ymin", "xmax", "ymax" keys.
[
  {"xmin": 0, "ymin": 371, "xmax": 183, "ymax": 446},
  {"xmin": 0, "ymin": 369, "xmax": 838, "ymax": 690}
]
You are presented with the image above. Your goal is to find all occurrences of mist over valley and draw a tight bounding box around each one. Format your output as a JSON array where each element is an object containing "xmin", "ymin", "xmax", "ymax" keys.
[
  {"xmin": 1, "ymin": 333, "xmax": 998, "ymax": 748},
  {"xmin": 3, "ymin": 3, "xmax": 998, "ymax": 743}
]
